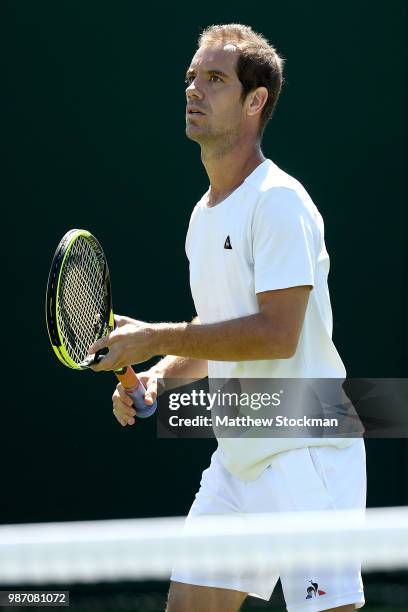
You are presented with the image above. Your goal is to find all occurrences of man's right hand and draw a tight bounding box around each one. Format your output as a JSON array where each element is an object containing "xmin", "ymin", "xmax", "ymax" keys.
[{"xmin": 112, "ymin": 370, "xmax": 159, "ymax": 426}]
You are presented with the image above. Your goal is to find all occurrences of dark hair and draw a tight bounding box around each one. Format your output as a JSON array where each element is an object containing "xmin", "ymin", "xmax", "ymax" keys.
[{"xmin": 199, "ymin": 24, "xmax": 285, "ymax": 136}]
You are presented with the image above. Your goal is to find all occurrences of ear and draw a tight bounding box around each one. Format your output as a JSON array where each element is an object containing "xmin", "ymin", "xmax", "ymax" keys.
[{"xmin": 246, "ymin": 86, "xmax": 268, "ymax": 118}]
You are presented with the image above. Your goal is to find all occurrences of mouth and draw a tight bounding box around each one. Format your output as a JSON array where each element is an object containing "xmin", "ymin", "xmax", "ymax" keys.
[{"xmin": 186, "ymin": 107, "xmax": 206, "ymax": 117}]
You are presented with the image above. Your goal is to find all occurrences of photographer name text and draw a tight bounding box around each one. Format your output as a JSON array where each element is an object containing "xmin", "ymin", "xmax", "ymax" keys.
[{"xmin": 167, "ymin": 415, "xmax": 339, "ymax": 428}]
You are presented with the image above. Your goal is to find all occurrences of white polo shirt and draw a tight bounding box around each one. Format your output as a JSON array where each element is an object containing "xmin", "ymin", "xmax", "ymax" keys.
[{"xmin": 185, "ymin": 159, "xmax": 354, "ymax": 481}]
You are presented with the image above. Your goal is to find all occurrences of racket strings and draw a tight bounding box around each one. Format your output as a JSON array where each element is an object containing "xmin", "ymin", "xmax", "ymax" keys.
[{"xmin": 58, "ymin": 237, "xmax": 108, "ymax": 365}]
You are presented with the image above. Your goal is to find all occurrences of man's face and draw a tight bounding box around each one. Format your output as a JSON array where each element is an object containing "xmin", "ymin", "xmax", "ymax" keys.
[{"xmin": 185, "ymin": 45, "xmax": 246, "ymax": 147}]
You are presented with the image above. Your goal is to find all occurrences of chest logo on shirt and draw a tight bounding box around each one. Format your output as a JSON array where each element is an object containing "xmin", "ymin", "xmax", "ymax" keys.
[
  {"xmin": 224, "ymin": 236, "xmax": 232, "ymax": 250},
  {"xmin": 305, "ymin": 581, "xmax": 326, "ymax": 599}
]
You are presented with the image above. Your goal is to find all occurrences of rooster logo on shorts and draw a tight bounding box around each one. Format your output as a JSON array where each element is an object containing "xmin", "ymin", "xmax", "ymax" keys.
[{"xmin": 305, "ymin": 580, "xmax": 326, "ymax": 599}]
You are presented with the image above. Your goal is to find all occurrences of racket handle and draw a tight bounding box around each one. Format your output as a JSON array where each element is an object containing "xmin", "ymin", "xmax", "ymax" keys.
[{"xmin": 114, "ymin": 366, "xmax": 157, "ymax": 418}]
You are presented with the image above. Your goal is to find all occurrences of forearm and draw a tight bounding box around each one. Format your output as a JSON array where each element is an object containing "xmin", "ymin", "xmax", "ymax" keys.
[
  {"xmin": 89, "ymin": 290, "xmax": 308, "ymax": 373},
  {"xmin": 153, "ymin": 313, "xmax": 294, "ymax": 362},
  {"xmin": 149, "ymin": 316, "xmax": 208, "ymax": 385},
  {"xmin": 151, "ymin": 354, "xmax": 208, "ymax": 380}
]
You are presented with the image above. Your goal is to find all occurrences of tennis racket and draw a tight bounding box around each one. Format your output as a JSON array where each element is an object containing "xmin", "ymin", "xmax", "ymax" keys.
[{"xmin": 45, "ymin": 228, "xmax": 157, "ymax": 418}]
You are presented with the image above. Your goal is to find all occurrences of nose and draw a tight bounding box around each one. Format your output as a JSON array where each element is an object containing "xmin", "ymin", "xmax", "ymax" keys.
[{"xmin": 186, "ymin": 79, "xmax": 204, "ymax": 101}]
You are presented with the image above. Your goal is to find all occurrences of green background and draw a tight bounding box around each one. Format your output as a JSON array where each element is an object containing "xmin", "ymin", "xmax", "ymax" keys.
[{"xmin": 3, "ymin": 0, "xmax": 407, "ymax": 525}]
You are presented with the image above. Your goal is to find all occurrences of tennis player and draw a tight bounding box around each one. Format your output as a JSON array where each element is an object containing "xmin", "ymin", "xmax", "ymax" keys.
[{"xmin": 90, "ymin": 24, "xmax": 366, "ymax": 612}]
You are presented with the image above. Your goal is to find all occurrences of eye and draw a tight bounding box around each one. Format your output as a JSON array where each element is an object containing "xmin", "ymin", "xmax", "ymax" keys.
[
  {"xmin": 209, "ymin": 75, "xmax": 222, "ymax": 82},
  {"xmin": 185, "ymin": 75, "xmax": 195, "ymax": 85}
]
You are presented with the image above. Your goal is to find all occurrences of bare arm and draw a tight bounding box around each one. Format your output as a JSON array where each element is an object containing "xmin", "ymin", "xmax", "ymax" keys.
[
  {"xmin": 151, "ymin": 354, "xmax": 208, "ymax": 379},
  {"xmin": 150, "ymin": 317, "xmax": 208, "ymax": 383},
  {"xmin": 90, "ymin": 286, "xmax": 312, "ymax": 371},
  {"xmin": 154, "ymin": 286, "xmax": 311, "ymax": 361}
]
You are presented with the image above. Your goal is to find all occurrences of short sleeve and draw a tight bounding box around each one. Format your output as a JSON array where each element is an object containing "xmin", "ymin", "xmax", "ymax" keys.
[{"xmin": 252, "ymin": 188, "xmax": 318, "ymax": 294}]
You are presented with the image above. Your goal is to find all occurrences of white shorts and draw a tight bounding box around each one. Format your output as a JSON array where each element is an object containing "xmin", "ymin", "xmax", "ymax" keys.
[{"xmin": 171, "ymin": 440, "xmax": 366, "ymax": 611}]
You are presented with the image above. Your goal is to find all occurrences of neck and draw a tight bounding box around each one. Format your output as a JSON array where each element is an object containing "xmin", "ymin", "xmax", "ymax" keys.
[{"xmin": 200, "ymin": 138, "xmax": 265, "ymax": 207}]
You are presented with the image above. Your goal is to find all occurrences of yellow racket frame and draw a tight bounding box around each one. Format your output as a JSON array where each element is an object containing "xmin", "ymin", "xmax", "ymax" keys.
[{"xmin": 46, "ymin": 229, "xmax": 114, "ymax": 370}]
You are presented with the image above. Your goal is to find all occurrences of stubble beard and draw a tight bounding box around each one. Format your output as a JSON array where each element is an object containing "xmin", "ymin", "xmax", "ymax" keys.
[{"xmin": 186, "ymin": 120, "xmax": 243, "ymax": 159}]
